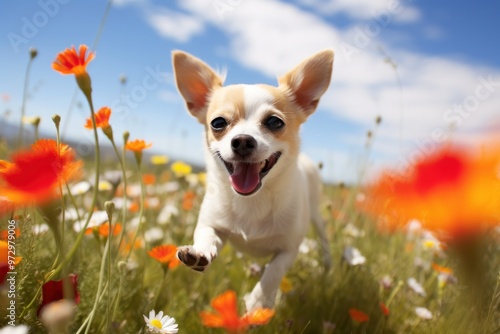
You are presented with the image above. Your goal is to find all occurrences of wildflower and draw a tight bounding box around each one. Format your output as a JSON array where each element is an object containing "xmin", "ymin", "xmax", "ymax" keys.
[
  {"xmin": 70, "ymin": 181, "xmax": 91, "ymax": 195},
  {"xmin": 365, "ymin": 145, "xmax": 500, "ymax": 241},
  {"xmin": 144, "ymin": 227, "xmax": 164, "ymax": 244},
  {"xmin": 52, "ymin": 45, "xmax": 94, "ymax": 95},
  {"xmin": 39, "ymin": 299, "xmax": 76, "ymax": 334},
  {"xmin": 85, "ymin": 106, "xmax": 111, "ymax": 130},
  {"xmin": 33, "ymin": 224, "xmax": 49, "ymax": 235},
  {"xmin": 182, "ymin": 191, "xmax": 196, "ymax": 211},
  {"xmin": 407, "ymin": 277, "xmax": 426, "ymax": 297},
  {"xmin": 0, "ymin": 139, "xmax": 81, "ymax": 208},
  {"xmin": 200, "ymin": 290, "xmax": 275, "ymax": 333},
  {"xmin": 85, "ymin": 222, "xmax": 122, "ymax": 237},
  {"xmin": 379, "ymin": 275, "xmax": 393, "ymax": 290},
  {"xmin": 37, "ymin": 274, "xmax": 80, "ymax": 316},
  {"xmin": 248, "ymin": 263, "xmax": 262, "ymax": 277},
  {"xmin": 143, "ymin": 173, "xmax": 156, "ymax": 185},
  {"xmin": 0, "ymin": 228, "xmax": 20, "ymax": 240},
  {"xmin": 171, "ymin": 161, "xmax": 192, "ymax": 178},
  {"xmin": 126, "ymin": 139, "xmax": 152, "ymax": 152},
  {"xmin": 0, "ymin": 325, "xmax": 29, "ymax": 334},
  {"xmin": 73, "ymin": 210, "xmax": 109, "ymax": 232},
  {"xmin": 1, "ymin": 239, "xmax": 22, "ymax": 266},
  {"xmin": 379, "ymin": 302, "xmax": 390, "ymax": 316},
  {"xmin": 151, "ymin": 155, "xmax": 169, "ymax": 165},
  {"xmin": 148, "ymin": 245, "xmax": 181, "ymax": 269},
  {"xmin": 432, "ymin": 263, "xmax": 453, "ymax": 275},
  {"xmin": 415, "ymin": 307, "xmax": 433, "ymax": 320},
  {"xmin": 126, "ymin": 139, "xmax": 152, "ymax": 166},
  {"xmin": 349, "ymin": 308, "xmax": 369, "ymax": 323},
  {"xmin": 98, "ymin": 180, "xmax": 113, "ymax": 192},
  {"xmin": 280, "ymin": 277, "xmax": 293, "ymax": 293},
  {"xmin": 143, "ymin": 310, "xmax": 178, "ymax": 333},
  {"xmin": 343, "ymin": 246, "xmax": 366, "ymax": 266}
]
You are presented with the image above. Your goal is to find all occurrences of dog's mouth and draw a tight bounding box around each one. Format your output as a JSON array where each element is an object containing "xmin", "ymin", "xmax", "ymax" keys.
[{"xmin": 218, "ymin": 152, "xmax": 282, "ymax": 196}]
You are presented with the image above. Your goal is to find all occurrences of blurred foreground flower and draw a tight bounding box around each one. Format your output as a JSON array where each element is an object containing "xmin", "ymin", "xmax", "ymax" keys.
[
  {"xmin": 0, "ymin": 139, "xmax": 81, "ymax": 209},
  {"xmin": 200, "ymin": 290, "xmax": 274, "ymax": 333},
  {"xmin": 365, "ymin": 145, "xmax": 500, "ymax": 241},
  {"xmin": 37, "ymin": 274, "xmax": 80, "ymax": 316},
  {"xmin": 143, "ymin": 310, "xmax": 178, "ymax": 333}
]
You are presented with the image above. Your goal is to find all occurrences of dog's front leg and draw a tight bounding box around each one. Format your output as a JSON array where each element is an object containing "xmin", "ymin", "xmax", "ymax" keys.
[
  {"xmin": 177, "ymin": 224, "xmax": 225, "ymax": 272},
  {"xmin": 244, "ymin": 250, "xmax": 298, "ymax": 311}
]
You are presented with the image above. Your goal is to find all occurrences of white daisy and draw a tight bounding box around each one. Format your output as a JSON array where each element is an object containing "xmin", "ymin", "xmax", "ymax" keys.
[
  {"xmin": 407, "ymin": 277, "xmax": 427, "ymax": 297},
  {"xmin": 415, "ymin": 307, "xmax": 433, "ymax": 320},
  {"xmin": 69, "ymin": 181, "xmax": 91, "ymax": 196},
  {"xmin": 343, "ymin": 246, "xmax": 366, "ymax": 266},
  {"xmin": 144, "ymin": 227, "xmax": 164, "ymax": 244},
  {"xmin": 143, "ymin": 310, "xmax": 178, "ymax": 333}
]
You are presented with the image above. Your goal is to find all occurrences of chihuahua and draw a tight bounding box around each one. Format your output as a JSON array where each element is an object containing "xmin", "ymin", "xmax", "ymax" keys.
[{"xmin": 172, "ymin": 49, "xmax": 333, "ymax": 311}]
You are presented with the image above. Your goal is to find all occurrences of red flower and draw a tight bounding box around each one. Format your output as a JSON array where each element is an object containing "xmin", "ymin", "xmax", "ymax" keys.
[
  {"xmin": 37, "ymin": 274, "xmax": 80, "ymax": 316},
  {"xmin": 0, "ymin": 139, "xmax": 81, "ymax": 208},
  {"xmin": 349, "ymin": 308, "xmax": 369, "ymax": 323},
  {"xmin": 379, "ymin": 302, "xmax": 390, "ymax": 316},
  {"xmin": 200, "ymin": 290, "xmax": 274, "ymax": 333}
]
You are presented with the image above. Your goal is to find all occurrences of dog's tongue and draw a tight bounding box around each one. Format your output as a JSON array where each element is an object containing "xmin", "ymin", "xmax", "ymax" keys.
[{"xmin": 229, "ymin": 162, "xmax": 261, "ymax": 194}]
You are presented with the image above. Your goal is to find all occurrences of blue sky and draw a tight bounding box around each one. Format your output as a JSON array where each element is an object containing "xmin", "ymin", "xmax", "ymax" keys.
[{"xmin": 1, "ymin": 0, "xmax": 499, "ymax": 182}]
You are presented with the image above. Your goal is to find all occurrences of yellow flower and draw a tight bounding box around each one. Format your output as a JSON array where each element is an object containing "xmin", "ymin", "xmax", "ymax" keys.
[
  {"xmin": 150, "ymin": 155, "xmax": 169, "ymax": 165},
  {"xmin": 280, "ymin": 276, "xmax": 293, "ymax": 293},
  {"xmin": 171, "ymin": 161, "xmax": 192, "ymax": 178}
]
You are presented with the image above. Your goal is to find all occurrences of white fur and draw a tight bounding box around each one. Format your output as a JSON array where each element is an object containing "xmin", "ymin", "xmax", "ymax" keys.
[{"xmin": 172, "ymin": 49, "xmax": 333, "ymax": 312}]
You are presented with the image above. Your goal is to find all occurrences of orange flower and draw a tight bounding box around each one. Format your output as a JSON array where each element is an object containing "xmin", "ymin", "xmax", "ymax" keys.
[
  {"xmin": 85, "ymin": 106, "xmax": 111, "ymax": 130},
  {"xmin": 182, "ymin": 191, "xmax": 196, "ymax": 211},
  {"xmin": 0, "ymin": 228, "xmax": 20, "ymax": 241},
  {"xmin": 365, "ymin": 145, "xmax": 500, "ymax": 241},
  {"xmin": 0, "ymin": 139, "xmax": 81, "ymax": 207},
  {"xmin": 85, "ymin": 223, "xmax": 122, "ymax": 237},
  {"xmin": 126, "ymin": 139, "xmax": 152, "ymax": 152},
  {"xmin": 432, "ymin": 263, "xmax": 453, "ymax": 275},
  {"xmin": 142, "ymin": 173, "xmax": 156, "ymax": 185},
  {"xmin": 200, "ymin": 290, "xmax": 274, "ymax": 333},
  {"xmin": 148, "ymin": 245, "xmax": 180, "ymax": 269},
  {"xmin": 52, "ymin": 45, "xmax": 94, "ymax": 76},
  {"xmin": 349, "ymin": 308, "xmax": 369, "ymax": 323}
]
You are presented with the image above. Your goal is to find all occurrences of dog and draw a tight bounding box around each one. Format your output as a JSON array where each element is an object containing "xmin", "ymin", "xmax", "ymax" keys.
[{"xmin": 172, "ymin": 49, "xmax": 333, "ymax": 311}]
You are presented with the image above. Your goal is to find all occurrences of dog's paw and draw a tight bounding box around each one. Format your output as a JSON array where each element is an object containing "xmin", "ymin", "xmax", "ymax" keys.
[{"xmin": 177, "ymin": 246, "xmax": 212, "ymax": 272}]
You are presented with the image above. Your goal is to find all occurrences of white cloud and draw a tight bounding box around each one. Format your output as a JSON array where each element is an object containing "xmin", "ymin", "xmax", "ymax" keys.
[
  {"xmin": 298, "ymin": 0, "xmax": 421, "ymax": 22},
  {"xmin": 144, "ymin": 7, "xmax": 205, "ymax": 42}
]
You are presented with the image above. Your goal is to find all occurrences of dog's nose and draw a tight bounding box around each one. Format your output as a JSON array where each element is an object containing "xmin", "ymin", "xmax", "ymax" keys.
[{"xmin": 231, "ymin": 134, "xmax": 257, "ymax": 157}]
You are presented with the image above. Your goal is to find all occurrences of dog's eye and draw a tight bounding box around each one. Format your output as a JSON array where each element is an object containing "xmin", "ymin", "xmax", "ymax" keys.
[
  {"xmin": 211, "ymin": 117, "xmax": 228, "ymax": 131},
  {"xmin": 265, "ymin": 116, "xmax": 285, "ymax": 131}
]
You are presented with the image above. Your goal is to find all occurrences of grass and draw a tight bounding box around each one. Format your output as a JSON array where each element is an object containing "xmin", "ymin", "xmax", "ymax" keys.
[{"xmin": 1, "ymin": 147, "xmax": 499, "ymax": 333}]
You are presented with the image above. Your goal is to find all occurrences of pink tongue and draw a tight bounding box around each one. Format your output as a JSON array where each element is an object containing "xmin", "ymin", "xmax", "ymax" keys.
[{"xmin": 229, "ymin": 162, "xmax": 261, "ymax": 194}]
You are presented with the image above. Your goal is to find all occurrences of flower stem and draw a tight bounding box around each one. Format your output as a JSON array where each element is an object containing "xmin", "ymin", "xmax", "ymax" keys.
[
  {"xmin": 125, "ymin": 159, "xmax": 146, "ymax": 262},
  {"xmin": 18, "ymin": 55, "xmax": 35, "ymax": 148}
]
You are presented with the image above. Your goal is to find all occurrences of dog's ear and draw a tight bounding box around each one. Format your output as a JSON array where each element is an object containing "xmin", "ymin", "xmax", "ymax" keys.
[
  {"xmin": 278, "ymin": 49, "xmax": 334, "ymax": 117},
  {"xmin": 172, "ymin": 51, "xmax": 224, "ymax": 124}
]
